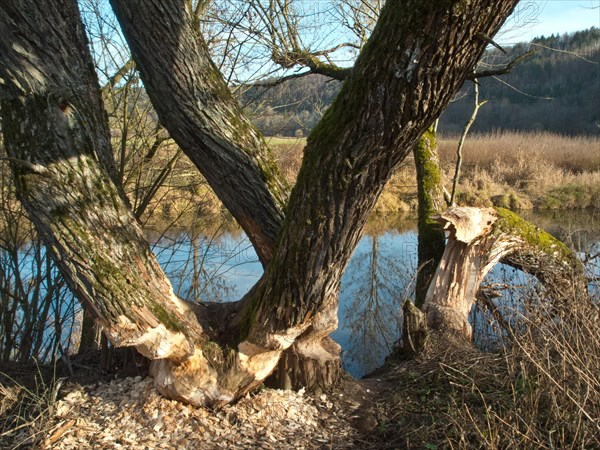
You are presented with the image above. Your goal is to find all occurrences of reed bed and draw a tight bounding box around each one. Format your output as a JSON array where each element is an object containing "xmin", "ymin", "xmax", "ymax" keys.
[{"xmin": 271, "ymin": 131, "xmax": 600, "ymax": 211}]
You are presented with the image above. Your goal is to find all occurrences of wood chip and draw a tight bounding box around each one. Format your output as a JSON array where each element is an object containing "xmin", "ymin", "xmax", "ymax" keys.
[{"xmin": 47, "ymin": 377, "xmax": 359, "ymax": 449}]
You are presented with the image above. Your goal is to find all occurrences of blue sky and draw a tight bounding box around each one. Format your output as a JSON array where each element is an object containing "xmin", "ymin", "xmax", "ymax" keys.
[{"xmin": 498, "ymin": 0, "xmax": 600, "ymax": 44}]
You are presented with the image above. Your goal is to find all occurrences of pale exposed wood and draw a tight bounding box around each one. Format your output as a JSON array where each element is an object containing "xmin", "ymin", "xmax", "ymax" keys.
[
  {"xmin": 1, "ymin": 0, "xmax": 521, "ymax": 406},
  {"xmin": 440, "ymin": 207, "xmax": 497, "ymax": 244},
  {"xmin": 424, "ymin": 206, "xmax": 586, "ymax": 338}
]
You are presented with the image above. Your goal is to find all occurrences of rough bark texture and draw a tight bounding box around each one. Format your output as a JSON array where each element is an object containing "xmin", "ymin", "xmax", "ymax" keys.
[
  {"xmin": 111, "ymin": 0, "xmax": 519, "ymax": 393},
  {"xmin": 109, "ymin": 0, "xmax": 288, "ymax": 266},
  {"xmin": 400, "ymin": 300, "xmax": 429, "ymax": 358},
  {"xmin": 268, "ymin": 335, "xmax": 342, "ymax": 393},
  {"xmin": 423, "ymin": 207, "xmax": 587, "ymax": 337},
  {"xmin": 413, "ymin": 128, "xmax": 447, "ymax": 308},
  {"xmin": 1, "ymin": 0, "xmax": 520, "ymax": 406},
  {"xmin": 247, "ymin": 0, "xmax": 519, "ymax": 342},
  {"xmin": 0, "ymin": 0, "xmax": 205, "ymax": 362}
]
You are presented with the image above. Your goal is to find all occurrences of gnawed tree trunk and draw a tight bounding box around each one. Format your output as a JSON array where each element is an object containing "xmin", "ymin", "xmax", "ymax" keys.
[
  {"xmin": 241, "ymin": 0, "xmax": 519, "ymax": 379},
  {"xmin": 0, "ymin": 0, "xmax": 209, "ymax": 363},
  {"xmin": 2, "ymin": 0, "xmax": 520, "ymax": 406},
  {"xmin": 270, "ymin": 331, "xmax": 342, "ymax": 393},
  {"xmin": 423, "ymin": 206, "xmax": 587, "ymax": 338},
  {"xmin": 108, "ymin": 0, "xmax": 340, "ymax": 390},
  {"xmin": 110, "ymin": 0, "xmax": 519, "ymax": 392},
  {"xmin": 0, "ymin": 0, "xmax": 285, "ymax": 407}
]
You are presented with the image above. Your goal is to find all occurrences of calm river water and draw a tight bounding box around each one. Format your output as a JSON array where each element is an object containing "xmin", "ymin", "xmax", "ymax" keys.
[{"xmin": 149, "ymin": 210, "xmax": 600, "ymax": 377}]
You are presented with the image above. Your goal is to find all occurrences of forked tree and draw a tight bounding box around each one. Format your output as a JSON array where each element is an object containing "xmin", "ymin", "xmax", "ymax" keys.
[{"xmin": 0, "ymin": 0, "xmax": 554, "ymax": 406}]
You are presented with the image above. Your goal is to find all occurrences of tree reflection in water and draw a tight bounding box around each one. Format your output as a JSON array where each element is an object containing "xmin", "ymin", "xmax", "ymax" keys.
[{"xmin": 336, "ymin": 220, "xmax": 418, "ymax": 377}]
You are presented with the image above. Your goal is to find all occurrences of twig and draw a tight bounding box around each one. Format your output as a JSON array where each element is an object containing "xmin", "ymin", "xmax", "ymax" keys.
[
  {"xmin": 42, "ymin": 419, "xmax": 75, "ymax": 449},
  {"xmin": 450, "ymin": 82, "xmax": 486, "ymax": 205},
  {"xmin": 468, "ymin": 50, "xmax": 535, "ymax": 80},
  {"xmin": 0, "ymin": 157, "xmax": 48, "ymax": 175}
]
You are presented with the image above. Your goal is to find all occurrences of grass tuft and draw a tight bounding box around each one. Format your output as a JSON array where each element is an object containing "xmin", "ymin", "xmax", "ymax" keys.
[
  {"xmin": 0, "ymin": 363, "xmax": 63, "ymax": 450},
  {"xmin": 368, "ymin": 287, "xmax": 600, "ymax": 449}
]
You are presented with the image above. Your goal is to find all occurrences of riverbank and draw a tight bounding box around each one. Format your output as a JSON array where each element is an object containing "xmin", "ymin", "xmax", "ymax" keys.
[
  {"xmin": 2, "ymin": 301, "xmax": 598, "ymax": 450},
  {"xmin": 4, "ymin": 131, "xmax": 589, "ymax": 231}
]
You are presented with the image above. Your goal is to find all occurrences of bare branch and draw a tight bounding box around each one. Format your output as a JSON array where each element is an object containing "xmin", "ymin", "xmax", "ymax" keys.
[
  {"xmin": 475, "ymin": 32, "xmax": 508, "ymax": 54},
  {"xmin": 101, "ymin": 59, "xmax": 135, "ymax": 93},
  {"xmin": 450, "ymin": 82, "xmax": 487, "ymax": 205},
  {"xmin": 0, "ymin": 157, "xmax": 48, "ymax": 175},
  {"xmin": 193, "ymin": 0, "xmax": 212, "ymax": 29},
  {"xmin": 530, "ymin": 42, "xmax": 599, "ymax": 64},
  {"xmin": 492, "ymin": 75, "xmax": 554, "ymax": 100},
  {"xmin": 468, "ymin": 50, "xmax": 534, "ymax": 79}
]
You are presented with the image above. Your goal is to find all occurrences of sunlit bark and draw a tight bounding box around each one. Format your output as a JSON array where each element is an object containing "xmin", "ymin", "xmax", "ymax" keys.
[
  {"xmin": 0, "ymin": 0, "xmax": 203, "ymax": 362},
  {"xmin": 109, "ymin": 0, "xmax": 288, "ymax": 266},
  {"xmin": 423, "ymin": 207, "xmax": 587, "ymax": 337},
  {"xmin": 413, "ymin": 127, "xmax": 447, "ymax": 307},
  {"xmin": 1, "ymin": 0, "xmax": 520, "ymax": 405}
]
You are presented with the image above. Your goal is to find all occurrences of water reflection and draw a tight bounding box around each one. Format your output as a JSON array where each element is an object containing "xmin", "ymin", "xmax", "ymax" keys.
[
  {"xmin": 334, "ymin": 231, "xmax": 418, "ymax": 377},
  {"xmin": 0, "ymin": 207, "xmax": 600, "ymax": 370},
  {"xmin": 152, "ymin": 210, "xmax": 599, "ymax": 377}
]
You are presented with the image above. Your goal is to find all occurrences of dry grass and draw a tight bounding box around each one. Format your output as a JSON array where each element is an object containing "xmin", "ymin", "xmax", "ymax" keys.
[
  {"xmin": 368, "ymin": 287, "xmax": 600, "ymax": 450},
  {"xmin": 446, "ymin": 296, "xmax": 600, "ymax": 449},
  {"xmin": 439, "ymin": 131, "xmax": 600, "ymax": 210},
  {"xmin": 270, "ymin": 131, "xmax": 600, "ymax": 212},
  {"xmin": 438, "ymin": 131, "xmax": 600, "ymax": 173},
  {"xmin": 265, "ymin": 136, "xmax": 307, "ymax": 148},
  {"xmin": 270, "ymin": 138, "xmax": 305, "ymax": 184},
  {"xmin": 0, "ymin": 364, "xmax": 63, "ymax": 450}
]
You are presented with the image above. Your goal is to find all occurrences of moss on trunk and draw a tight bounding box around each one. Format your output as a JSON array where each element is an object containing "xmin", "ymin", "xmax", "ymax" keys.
[{"xmin": 414, "ymin": 127, "xmax": 447, "ymax": 307}]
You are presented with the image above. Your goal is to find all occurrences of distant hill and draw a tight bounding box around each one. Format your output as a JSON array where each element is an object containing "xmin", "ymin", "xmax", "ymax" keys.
[
  {"xmin": 241, "ymin": 28, "xmax": 600, "ymax": 136},
  {"xmin": 241, "ymin": 74, "xmax": 341, "ymax": 137},
  {"xmin": 440, "ymin": 27, "xmax": 600, "ymax": 135}
]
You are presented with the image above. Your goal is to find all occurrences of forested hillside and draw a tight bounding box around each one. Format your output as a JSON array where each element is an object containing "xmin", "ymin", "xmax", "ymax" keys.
[{"xmin": 242, "ymin": 27, "xmax": 600, "ymax": 136}]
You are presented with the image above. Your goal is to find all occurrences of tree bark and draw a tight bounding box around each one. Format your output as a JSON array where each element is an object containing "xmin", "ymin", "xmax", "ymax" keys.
[
  {"xmin": 423, "ymin": 206, "xmax": 587, "ymax": 338},
  {"xmin": 109, "ymin": 0, "xmax": 288, "ymax": 266},
  {"xmin": 413, "ymin": 127, "xmax": 447, "ymax": 308},
  {"xmin": 0, "ymin": 0, "xmax": 216, "ymax": 395},
  {"xmin": 241, "ymin": 0, "xmax": 518, "ymax": 389},
  {"xmin": 245, "ymin": 0, "xmax": 519, "ymax": 339},
  {"xmin": 1, "ymin": 0, "xmax": 520, "ymax": 406}
]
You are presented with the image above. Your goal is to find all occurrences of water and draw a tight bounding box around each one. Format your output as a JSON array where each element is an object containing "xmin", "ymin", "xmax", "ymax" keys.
[
  {"xmin": 4, "ymin": 210, "xmax": 598, "ymax": 370},
  {"xmin": 150, "ymin": 210, "xmax": 600, "ymax": 378}
]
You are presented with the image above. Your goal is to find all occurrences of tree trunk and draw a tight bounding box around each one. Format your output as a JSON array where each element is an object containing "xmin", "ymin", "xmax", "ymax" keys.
[
  {"xmin": 109, "ymin": 0, "xmax": 288, "ymax": 266},
  {"xmin": 108, "ymin": 0, "xmax": 330, "ymax": 389},
  {"xmin": 413, "ymin": 127, "xmax": 447, "ymax": 307},
  {"xmin": 244, "ymin": 0, "xmax": 519, "ymax": 345},
  {"xmin": 1, "ymin": 0, "xmax": 520, "ymax": 406},
  {"xmin": 423, "ymin": 206, "xmax": 587, "ymax": 338},
  {"xmin": 244, "ymin": 0, "xmax": 517, "ymax": 388},
  {"xmin": 0, "ymin": 0, "xmax": 229, "ymax": 403},
  {"xmin": 78, "ymin": 310, "xmax": 98, "ymax": 354}
]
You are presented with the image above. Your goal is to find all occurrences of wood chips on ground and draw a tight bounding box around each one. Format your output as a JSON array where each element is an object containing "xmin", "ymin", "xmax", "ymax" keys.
[{"xmin": 41, "ymin": 376, "xmax": 361, "ymax": 449}]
